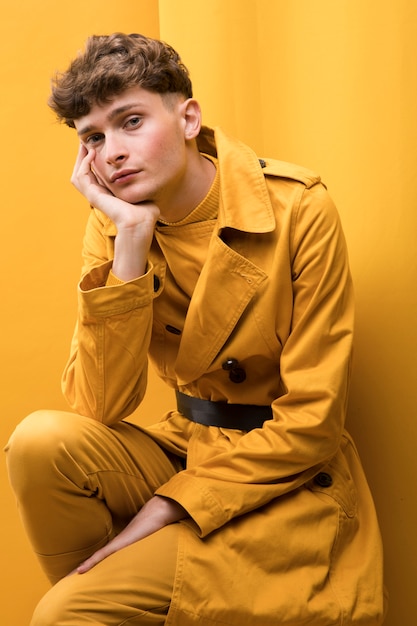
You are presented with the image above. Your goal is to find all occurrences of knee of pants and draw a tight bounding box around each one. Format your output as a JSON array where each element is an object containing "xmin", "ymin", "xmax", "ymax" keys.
[
  {"xmin": 30, "ymin": 525, "xmax": 179, "ymax": 626},
  {"xmin": 5, "ymin": 410, "xmax": 88, "ymax": 499},
  {"xmin": 30, "ymin": 576, "xmax": 82, "ymax": 626},
  {"xmin": 30, "ymin": 584, "xmax": 65, "ymax": 626}
]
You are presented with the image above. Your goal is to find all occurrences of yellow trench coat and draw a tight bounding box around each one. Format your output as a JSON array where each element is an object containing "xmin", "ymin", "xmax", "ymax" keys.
[{"xmin": 63, "ymin": 127, "xmax": 385, "ymax": 625}]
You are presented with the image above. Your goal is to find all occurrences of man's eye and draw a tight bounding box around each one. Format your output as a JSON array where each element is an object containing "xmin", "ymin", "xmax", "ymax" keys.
[
  {"xmin": 126, "ymin": 116, "xmax": 141, "ymax": 128},
  {"xmin": 86, "ymin": 134, "xmax": 103, "ymax": 145}
]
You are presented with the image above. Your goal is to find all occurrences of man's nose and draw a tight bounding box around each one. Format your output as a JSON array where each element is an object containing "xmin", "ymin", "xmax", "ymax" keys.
[{"xmin": 105, "ymin": 133, "xmax": 128, "ymax": 164}]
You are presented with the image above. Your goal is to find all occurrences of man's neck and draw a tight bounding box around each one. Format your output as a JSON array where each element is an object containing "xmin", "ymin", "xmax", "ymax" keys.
[{"xmin": 158, "ymin": 151, "xmax": 216, "ymax": 223}]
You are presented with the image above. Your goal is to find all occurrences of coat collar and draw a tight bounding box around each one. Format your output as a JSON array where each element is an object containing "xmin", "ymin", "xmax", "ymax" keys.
[{"xmin": 197, "ymin": 126, "xmax": 276, "ymax": 234}]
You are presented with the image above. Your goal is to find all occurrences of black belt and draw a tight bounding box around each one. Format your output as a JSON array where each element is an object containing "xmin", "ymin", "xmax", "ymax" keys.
[{"xmin": 176, "ymin": 391, "xmax": 273, "ymax": 431}]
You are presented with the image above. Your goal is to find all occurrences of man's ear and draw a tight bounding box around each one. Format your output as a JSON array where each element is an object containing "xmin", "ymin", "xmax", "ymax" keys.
[{"xmin": 181, "ymin": 99, "xmax": 202, "ymax": 140}]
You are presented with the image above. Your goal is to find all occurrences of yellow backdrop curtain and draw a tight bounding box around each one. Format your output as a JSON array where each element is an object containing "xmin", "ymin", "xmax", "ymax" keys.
[{"xmin": 1, "ymin": 1, "xmax": 415, "ymax": 623}]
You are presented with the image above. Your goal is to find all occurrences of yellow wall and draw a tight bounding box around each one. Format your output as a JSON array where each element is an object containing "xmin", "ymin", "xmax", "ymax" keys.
[
  {"xmin": 1, "ymin": 1, "xmax": 416, "ymax": 623},
  {"xmin": 0, "ymin": 2, "xmax": 160, "ymax": 623}
]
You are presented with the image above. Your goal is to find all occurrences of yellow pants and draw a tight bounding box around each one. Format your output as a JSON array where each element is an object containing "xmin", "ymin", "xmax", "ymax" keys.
[{"xmin": 6, "ymin": 410, "xmax": 183, "ymax": 625}]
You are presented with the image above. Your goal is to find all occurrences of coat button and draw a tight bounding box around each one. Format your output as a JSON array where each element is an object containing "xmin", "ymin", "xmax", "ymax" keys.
[
  {"xmin": 222, "ymin": 358, "xmax": 247, "ymax": 383},
  {"xmin": 314, "ymin": 472, "xmax": 333, "ymax": 488},
  {"xmin": 153, "ymin": 275, "xmax": 160, "ymax": 292},
  {"xmin": 222, "ymin": 358, "xmax": 239, "ymax": 371},
  {"xmin": 229, "ymin": 368, "xmax": 246, "ymax": 383}
]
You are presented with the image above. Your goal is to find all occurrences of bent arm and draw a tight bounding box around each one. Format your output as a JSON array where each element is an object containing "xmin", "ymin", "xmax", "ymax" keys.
[
  {"xmin": 62, "ymin": 145, "xmax": 161, "ymax": 422},
  {"xmin": 62, "ymin": 209, "xmax": 162, "ymax": 422}
]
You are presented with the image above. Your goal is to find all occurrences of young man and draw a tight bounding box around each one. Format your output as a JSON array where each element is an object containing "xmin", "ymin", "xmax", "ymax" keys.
[{"xmin": 6, "ymin": 33, "xmax": 385, "ymax": 625}]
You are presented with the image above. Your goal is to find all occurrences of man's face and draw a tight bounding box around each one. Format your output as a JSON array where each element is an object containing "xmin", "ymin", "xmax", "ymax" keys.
[{"xmin": 74, "ymin": 86, "xmax": 190, "ymax": 206}]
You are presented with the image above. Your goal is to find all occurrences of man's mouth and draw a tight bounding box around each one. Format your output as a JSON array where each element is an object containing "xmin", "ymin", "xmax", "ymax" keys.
[{"xmin": 110, "ymin": 169, "xmax": 140, "ymax": 184}]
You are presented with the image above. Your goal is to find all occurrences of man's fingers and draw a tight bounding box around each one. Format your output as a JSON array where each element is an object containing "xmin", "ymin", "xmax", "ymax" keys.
[
  {"xmin": 76, "ymin": 532, "xmax": 130, "ymax": 574},
  {"xmin": 76, "ymin": 498, "xmax": 187, "ymax": 575},
  {"xmin": 71, "ymin": 143, "xmax": 88, "ymax": 176},
  {"xmin": 71, "ymin": 145, "xmax": 95, "ymax": 187},
  {"xmin": 77, "ymin": 545, "xmax": 111, "ymax": 574}
]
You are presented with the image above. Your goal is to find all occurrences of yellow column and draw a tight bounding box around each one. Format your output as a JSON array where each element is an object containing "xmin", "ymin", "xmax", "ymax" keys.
[{"xmin": 0, "ymin": 3, "xmax": 159, "ymax": 624}]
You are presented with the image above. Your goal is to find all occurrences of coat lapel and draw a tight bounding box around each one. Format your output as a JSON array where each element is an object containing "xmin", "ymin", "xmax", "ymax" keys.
[
  {"xmin": 175, "ymin": 127, "xmax": 276, "ymax": 385},
  {"xmin": 174, "ymin": 234, "xmax": 267, "ymax": 385}
]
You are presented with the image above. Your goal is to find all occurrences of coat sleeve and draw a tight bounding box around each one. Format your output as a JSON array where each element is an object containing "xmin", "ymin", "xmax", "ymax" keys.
[
  {"xmin": 61, "ymin": 209, "xmax": 156, "ymax": 423},
  {"xmin": 155, "ymin": 181, "xmax": 355, "ymax": 537}
]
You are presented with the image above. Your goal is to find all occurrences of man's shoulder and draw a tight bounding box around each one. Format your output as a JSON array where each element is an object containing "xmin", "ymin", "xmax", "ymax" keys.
[
  {"xmin": 199, "ymin": 126, "xmax": 324, "ymax": 190},
  {"xmin": 259, "ymin": 157, "xmax": 322, "ymax": 189}
]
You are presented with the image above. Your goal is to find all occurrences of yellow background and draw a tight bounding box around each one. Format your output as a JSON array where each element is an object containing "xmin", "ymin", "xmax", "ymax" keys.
[{"xmin": 1, "ymin": 1, "xmax": 415, "ymax": 623}]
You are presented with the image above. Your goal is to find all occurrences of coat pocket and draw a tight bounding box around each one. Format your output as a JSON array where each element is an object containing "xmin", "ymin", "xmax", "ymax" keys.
[{"xmin": 306, "ymin": 434, "xmax": 358, "ymax": 518}]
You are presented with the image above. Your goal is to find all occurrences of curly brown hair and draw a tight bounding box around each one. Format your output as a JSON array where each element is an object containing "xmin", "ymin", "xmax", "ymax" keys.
[{"xmin": 48, "ymin": 33, "xmax": 193, "ymax": 128}]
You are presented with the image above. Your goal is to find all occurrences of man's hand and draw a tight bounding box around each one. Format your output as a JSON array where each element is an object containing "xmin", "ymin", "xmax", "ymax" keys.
[
  {"xmin": 76, "ymin": 496, "xmax": 188, "ymax": 574},
  {"xmin": 71, "ymin": 143, "xmax": 160, "ymax": 229},
  {"xmin": 71, "ymin": 143, "xmax": 112, "ymax": 209},
  {"xmin": 71, "ymin": 143, "xmax": 160, "ymax": 281}
]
